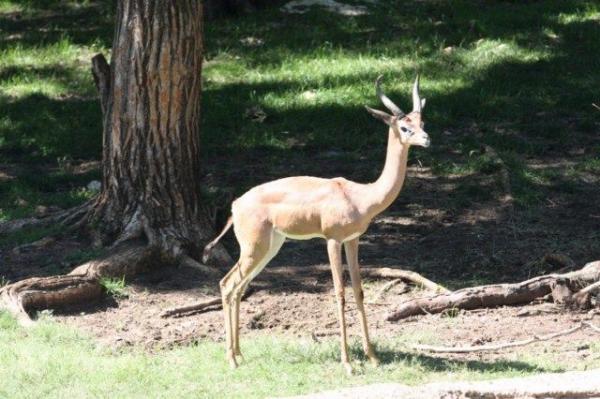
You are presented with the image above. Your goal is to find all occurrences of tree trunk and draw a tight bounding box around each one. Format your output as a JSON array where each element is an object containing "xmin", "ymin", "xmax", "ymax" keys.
[
  {"xmin": 90, "ymin": 0, "xmax": 212, "ymax": 256},
  {"xmin": 0, "ymin": 0, "xmax": 232, "ymax": 323}
]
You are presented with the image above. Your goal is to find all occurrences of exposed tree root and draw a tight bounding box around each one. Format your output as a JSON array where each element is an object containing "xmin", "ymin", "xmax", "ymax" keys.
[
  {"xmin": 387, "ymin": 261, "xmax": 600, "ymax": 321},
  {"xmin": 0, "ymin": 243, "xmax": 156, "ymax": 325},
  {"xmin": 411, "ymin": 321, "xmax": 600, "ymax": 353}
]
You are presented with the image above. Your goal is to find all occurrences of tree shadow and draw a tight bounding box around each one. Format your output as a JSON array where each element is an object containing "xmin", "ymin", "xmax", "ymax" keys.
[{"xmin": 0, "ymin": 92, "xmax": 101, "ymax": 160}]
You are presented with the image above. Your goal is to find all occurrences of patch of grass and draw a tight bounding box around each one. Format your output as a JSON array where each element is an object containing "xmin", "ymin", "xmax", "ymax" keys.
[
  {"xmin": 99, "ymin": 276, "xmax": 128, "ymax": 299},
  {"xmin": 577, "ymin": 156, "xmax": 600, "ymax": 173},
  {"xmin": 0, "ymin": 312, "xmax": 598, "ymax": 398}
]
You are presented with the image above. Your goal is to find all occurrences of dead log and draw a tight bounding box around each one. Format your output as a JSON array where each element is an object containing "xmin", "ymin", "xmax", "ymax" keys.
[{"xmin": 387, "ymin": 261, "xmax": 600, "ymax": 321}]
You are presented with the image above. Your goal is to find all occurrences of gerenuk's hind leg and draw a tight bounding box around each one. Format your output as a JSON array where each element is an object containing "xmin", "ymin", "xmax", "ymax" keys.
[
  {"xmin": 220, "ymin": 228, "xmax": 285, "ymax": 368},
  {"xmin": 220, "ymin": 262, "xmax": 244, "ymax": 368}
]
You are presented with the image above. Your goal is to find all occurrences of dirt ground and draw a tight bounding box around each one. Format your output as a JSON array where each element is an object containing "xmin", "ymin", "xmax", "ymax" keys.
[
  {"xmin": 56, "ymin": 261, "xmax": 600, "ymax": 367},
  {"xmin": 2, "ymin": 155, "xmax": 599, "ymax": 365}
]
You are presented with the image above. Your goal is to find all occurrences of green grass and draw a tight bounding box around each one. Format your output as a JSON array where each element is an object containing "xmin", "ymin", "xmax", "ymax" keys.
[
  {"xmin": 99, "ymin": 276, "xmax": 128, "ymax": 299},
  {"xmin": 1, "ymin": 311, "xmax": 598, "ymax": 399}
]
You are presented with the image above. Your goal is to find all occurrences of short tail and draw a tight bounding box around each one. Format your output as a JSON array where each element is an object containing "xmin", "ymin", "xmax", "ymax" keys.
[{"xmin": 202, "ymin": 216, "xmax": 233, "ymax": 263}]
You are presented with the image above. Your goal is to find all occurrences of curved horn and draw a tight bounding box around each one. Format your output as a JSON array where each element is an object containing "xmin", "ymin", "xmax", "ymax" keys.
[
  {"xmin": 376, "ymin": 75, "xmax": 404, "ymax": 116},
  {"xmin": 412, "ymin": 74, "xmax": 422, "ymax": 113}
]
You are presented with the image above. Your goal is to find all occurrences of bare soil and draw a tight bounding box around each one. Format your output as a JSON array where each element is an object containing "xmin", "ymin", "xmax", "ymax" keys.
[{"xmin": 1, "ymin": 152, "xmax": 599, "ymax": 366}]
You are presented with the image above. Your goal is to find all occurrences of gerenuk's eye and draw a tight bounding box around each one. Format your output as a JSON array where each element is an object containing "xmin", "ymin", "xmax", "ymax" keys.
[{"xmin": 400, "ymin": 126, "xmax": 409, "ymax": 133}]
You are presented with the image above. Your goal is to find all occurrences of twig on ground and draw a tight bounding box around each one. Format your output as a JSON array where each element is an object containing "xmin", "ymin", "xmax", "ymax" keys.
[
  {"xmin": 160, "ymin": 297, "xmax": 221, "ymax": 318},
  {"xmin": 584, "ymin": 321, "xmax": 600, "ymax": 333},
  {"xmin": 411, "ymin": 322, "xmax": 600, "ymax": 353},
  {"xmin": 516, "ymin": 306, "xmax": 559, "ymax": 317}
]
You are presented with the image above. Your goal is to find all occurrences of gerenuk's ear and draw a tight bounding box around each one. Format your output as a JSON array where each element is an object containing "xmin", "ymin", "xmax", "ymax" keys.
[{"xmin": 365, "ymin": 106, "xmax": 393, "ymax": 126}]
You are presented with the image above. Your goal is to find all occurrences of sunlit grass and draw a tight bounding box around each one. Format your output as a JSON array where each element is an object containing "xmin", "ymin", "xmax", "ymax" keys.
[
  {"xmin": 0, "ymin": 0, "xmax": 22, "ymax": 13},
  {"xmin": 0, "ymin": 38, "xmax": 103, "ymax": 98},
  {"xmin": 1, "ymin": 312, "xmax": 598, "ymax": 399}
]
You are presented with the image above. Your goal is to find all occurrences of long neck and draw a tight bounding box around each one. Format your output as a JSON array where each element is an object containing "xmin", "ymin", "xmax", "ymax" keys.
[{"xmin": 365, "ymin": 128, "xmax": 409, "ymax": 216}]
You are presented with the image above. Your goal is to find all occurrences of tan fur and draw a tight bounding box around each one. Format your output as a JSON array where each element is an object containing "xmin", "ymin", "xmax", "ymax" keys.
[{"xmin": 214, "ymin": 77, "xmax": 430, "ymax": 373}]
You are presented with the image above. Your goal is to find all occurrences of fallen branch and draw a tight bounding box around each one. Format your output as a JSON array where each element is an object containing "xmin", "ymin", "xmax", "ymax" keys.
[
  {"xmin": 161, "ymin": 297, "xmax": 221, "ymax": 318},
  {"xmin": 160, "ymin": 287, "xmax": 255, "ymax": 318},
  {"xmin": 411, "ymin": 322, "xmax": 598, "ymax": 353},
  {"xmin": 585, "ymin": 321, "xmax": 600, "ymax": 333},
  {"xmin": 387, "ymin": 261, "xmax": 600, "ymax": 321},
  {"xmin": 362, "ymin": 267, "xmax": 450, "ymax": 294}
]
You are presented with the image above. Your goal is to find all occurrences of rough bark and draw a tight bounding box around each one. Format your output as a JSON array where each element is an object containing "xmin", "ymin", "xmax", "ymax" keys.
[
  {"xmin": 387, "ymin": 261, "xmax": 600, "ymax": 321},
  {"xmin": 87, "ymin": 0, "xmax": 214, "ymax": 256}
]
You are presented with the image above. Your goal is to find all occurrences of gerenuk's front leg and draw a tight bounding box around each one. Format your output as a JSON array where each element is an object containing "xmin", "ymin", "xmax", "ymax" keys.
[
  {"xmin": 327, "ymin": 239, "xmax": 353, "ymax": 375},
  {"xmin": 344, "ymin": 237, "xmax": 379, "ymax": 366}
]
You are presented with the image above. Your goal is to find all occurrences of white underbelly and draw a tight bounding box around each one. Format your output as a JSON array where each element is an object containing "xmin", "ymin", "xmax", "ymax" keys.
[
  {"xmin": 275, "ymin": 230, "xmax": 325, "ymax": 240},
  {"xmin": 275, "ymin": 229, "xmax": 360, "ymax": 242}
]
